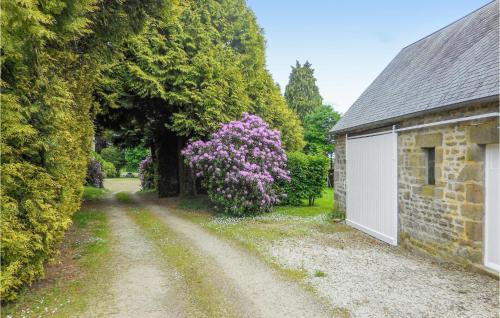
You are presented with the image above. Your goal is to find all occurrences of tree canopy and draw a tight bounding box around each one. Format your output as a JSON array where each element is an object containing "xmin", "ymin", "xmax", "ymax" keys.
[
  {"xmin": 98, "ymin": 0, "xmax": 304, "ymax": 151},
  {"xmin": 303, "ymin": 105, "xmax": 341, "ymax": 156},
  {"xmin": 284, "ymin": 61, "xmax": 323, "ymax": 121}
]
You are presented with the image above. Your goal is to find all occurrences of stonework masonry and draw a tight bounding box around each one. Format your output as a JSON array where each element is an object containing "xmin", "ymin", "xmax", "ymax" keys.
[
  {"xmin": 333, "ymin": 101, "xmax": 499, "ymax": 268},
  {"xmin": 333, "ymin": 134, "xmax": 346, "ymax": 213}
]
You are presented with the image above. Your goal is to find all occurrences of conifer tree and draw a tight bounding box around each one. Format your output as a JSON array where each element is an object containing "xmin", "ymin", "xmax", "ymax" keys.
[
  {"xmin": 0, "ymin": 0, "xmax": 165, "ymax": 300},
  {"xmin": 98, "ymin": 0, "xmax": 304, "ymax": 197},
  {"xmin": 284, "ymin": 61, "xmax": 323, "ymax": 121}
]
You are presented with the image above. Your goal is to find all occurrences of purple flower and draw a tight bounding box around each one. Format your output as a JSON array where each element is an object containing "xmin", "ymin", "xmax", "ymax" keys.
[{"xmin": 181, "ymin": 113, "xmax": 290, "ymax": 216}]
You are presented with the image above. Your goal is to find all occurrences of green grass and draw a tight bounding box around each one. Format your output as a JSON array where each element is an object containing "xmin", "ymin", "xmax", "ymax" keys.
[
  {"xmin": 314, "ymin": 270, "xmax": 326, "ymax": 278},
  {"xmin": 2, "ymin": 209, "xmax": 111, "ymax": 318},
  {"xmin": 273, "ymin": 188, "xmax": 334, "ymax": 217},
  {"xmin": 82, "ymin": 186, "xmax": 107, "ymax": 201},
  {"xmin": 128, "ymin": 208, "xmax": 237, "ymax": 318},
  {"xmin": 115, "ymin": 191, "xmax": 133, "ymax": 203}
]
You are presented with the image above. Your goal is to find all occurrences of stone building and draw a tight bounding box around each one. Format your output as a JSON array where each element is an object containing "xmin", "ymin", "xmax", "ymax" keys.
[{"xmin": 331, "ymin": 1, "xmax": 499, "ymax": 273}]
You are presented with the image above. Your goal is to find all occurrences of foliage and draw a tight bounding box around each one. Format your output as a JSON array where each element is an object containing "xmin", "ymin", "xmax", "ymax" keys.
[
  {"xmin": 98, "ymin": 0, "xmax": 304, "ymax": 151},
  {"xmin": 0, "ymin": 0, "xmax": 163, "ymax": 299},
  {"xmin": 281, "ymin": 152, "xmax": 329, "ymax": 206},
  {"xmin": 85, "ymin": 159, "xmax": 104, "ymax": 188},
  {"xmin": 139, "ymin": 155, "xmax": 155, "ymax": 190},
  {"xmin": 182, "ymin": 113, "xmax": 290, "ymax": 216},
  {"xmin": 284, "ymin": 61, "xmax": 323, "ymax": 121},
  {"xmin": 82, "ymin": 187, "xmax": 108, "ymax": 201},
  {"xmin": 92, "ymin": 152, "xmax": 117, "ymax": 178},
  {"xmin": 100, "ymin": 146, "xmax": 126, "ymax": 172},
  {"xmin": 303, "ymin": 105, "xmax": 341, "ymax": 156},
  {"xmin": 101, "ymin": 161, "xmax": 118, "ymax": 178},
  {"xmin": 124, "ymin": 147, "xmax": 149, "ymax": 172}
]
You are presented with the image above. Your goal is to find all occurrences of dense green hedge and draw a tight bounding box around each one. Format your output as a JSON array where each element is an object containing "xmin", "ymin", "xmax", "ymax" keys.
[
  {"xmin": 281, "ymin": 152, "xmax": 329, "ymax": 206},
  {"xmin": 0, "ymin": 0, "xmax": 161, "ymax": 301}
]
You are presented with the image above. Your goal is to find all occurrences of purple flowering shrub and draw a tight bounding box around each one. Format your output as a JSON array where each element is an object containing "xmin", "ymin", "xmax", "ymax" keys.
[
  {"xmin": 139, "ymin": 155, "xmax": 155, "ymax": 190},
  {"xmin": 182, "ymin": 113, "xmax": 290, "ymax": 216},
  {"xmin": 85, "ymin": 158, "xmax": 103, "ymax": 188}
]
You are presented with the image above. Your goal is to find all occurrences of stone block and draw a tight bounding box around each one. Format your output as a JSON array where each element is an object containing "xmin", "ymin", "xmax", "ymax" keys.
[
  {"xmin": 469, "ymin": 120, "xmax": 499, "ymax": 144},
  {"xmin": 457, "ymin": 163, "xmax": 483, "ymax": 182},
  {"xmin": 435, "ymin": 148, "xmax": 444, "ymax": 163},
  {"xmin": 466, "ymin": 183, "xmax": 484, "ymax": 203},
  {"xmin": 416, "ymin": 133, "xmax": 443, "ymax": 147},
  {"xmin": 420, "ymin": 185, "xmax": 434, "ymax": 197},
  {"xmin": 465, "ymin": 221, "xmax": 483, "ymax": 242},
  {"xmin": 465, "ymin": 144, "xmax": 484, "ymax": 161},
  {"xmin": 461, "ymin": 203, "xmax": 483, "ymax": 221}
]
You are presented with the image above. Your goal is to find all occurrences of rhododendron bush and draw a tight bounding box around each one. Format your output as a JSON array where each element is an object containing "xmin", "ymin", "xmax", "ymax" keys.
[
  {"xmin": 182, "ymin": 113, "xmax": 290, "ymax": 215},
  {"xmin": 139, "ymin": 155, "xmax": 155, "ymax": 190}
]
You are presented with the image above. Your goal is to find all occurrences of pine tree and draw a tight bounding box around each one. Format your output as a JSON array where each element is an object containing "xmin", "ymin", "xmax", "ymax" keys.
[{"xmin": 284, "ymin": 61, "xmax": 323, "ymax": 121}]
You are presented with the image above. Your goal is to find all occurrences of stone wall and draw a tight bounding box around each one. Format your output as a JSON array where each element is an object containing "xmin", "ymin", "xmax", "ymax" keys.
[
  {"xmin": 398, "ymin": 101, "xmax": 499, "ymax": 267},
  {"xmin": 333, "ymin": 134, "xmax": 346, "ymax": 212}
]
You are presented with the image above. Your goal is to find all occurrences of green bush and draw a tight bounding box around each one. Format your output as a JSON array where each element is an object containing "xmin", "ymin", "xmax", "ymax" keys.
[
  {"xmin": 92, "ymin": 152, "xmax": 117, "ymax": 178},
  {"xmin": 124, "ymin": 147, "xmax": 149, "ymax": 172},
  {"xmin": 100, "ymin": 146, "xmax": 125, "ymax": 172},
  {"xmin": 0, "ymin": 0, "xmax": 160, "ymax": 301},
  {"xmin": 281, "ymin": 152, "xmax": 329, "ymax": 206},
  {"xmin": 101, "ymin": 161, "xmax": 118, "ymax": 178}
]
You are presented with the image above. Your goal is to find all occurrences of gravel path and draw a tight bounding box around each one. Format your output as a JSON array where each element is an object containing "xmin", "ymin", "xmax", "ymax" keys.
[
  {"xmin": 268, "ymin": 231, "xmax": 499, "ymax": 318},
  {"xmin": 144, "ymin": 200, "xmax": 333, "ymax": 318},
  {"xmin": 81, "ymin": 201, "xmax": 185, "ymax": 318}
]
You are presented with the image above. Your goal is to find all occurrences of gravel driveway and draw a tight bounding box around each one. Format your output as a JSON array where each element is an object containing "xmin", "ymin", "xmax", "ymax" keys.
[{"xmin": 268, "ymin": 230, "xmax": 499, "ymax": 318}]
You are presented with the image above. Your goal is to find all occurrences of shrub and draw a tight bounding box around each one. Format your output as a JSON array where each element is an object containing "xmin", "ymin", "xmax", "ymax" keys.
[
  {"xmin": 182, "ymin": 113, "xmax": 290, "ymax": 216},
  {"xmin": 100, "ymin": 146, "xmax": 125, "ymax": 171},
  {"xmin": 281, "ymin": 152, "xmax": 329, "ymax": 206},
  {"xmin": 139, "ymin": 155, "xmax": 155, "ymax": 190},
  {"xmin": 124, "ymin": 147, "xmax": 149, "ymax": 172},
  {"xmin": 101, "ymin": 161, "xmax": 118, "ymax": 178},
  {"xmin": 86, "ymin": 159, "xmax": 104, "ymax": 188}
]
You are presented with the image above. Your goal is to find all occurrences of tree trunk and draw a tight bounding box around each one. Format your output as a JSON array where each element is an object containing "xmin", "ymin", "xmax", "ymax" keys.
[
  {"xmin": 154, "ymin": 127, "xmax": 179, "ymax": 197},
  {"xmin": 178, "ymin": 136, "xmax": 197, "ymax": 196}
]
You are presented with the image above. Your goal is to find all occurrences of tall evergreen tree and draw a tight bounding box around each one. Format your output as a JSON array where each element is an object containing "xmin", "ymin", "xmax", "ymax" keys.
[
  {"xmin": 1, "ymin": 0, "xmax": 165, "ymax": 300},
  {"xmin": 98, "ymin": 0, "xmax": 304, "ymax": 197},
  {"xmin": 284, "ymin": 61, "xmax": 323, "ymax": 121}
]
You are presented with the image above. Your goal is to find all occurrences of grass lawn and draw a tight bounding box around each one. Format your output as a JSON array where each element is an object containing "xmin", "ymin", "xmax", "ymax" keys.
[
  {"xmin": 2, "ymin": 208, "xmax": 112, "ymax": 318},
  {"xmin": 274, "ymin": 188, "xmax": 335, "ymax": 217},
  {"xmin": 82, "ymin": 186, "xmax": 108, "ymax": 201}
]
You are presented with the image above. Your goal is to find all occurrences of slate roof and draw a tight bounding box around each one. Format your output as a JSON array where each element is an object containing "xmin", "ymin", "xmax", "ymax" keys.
[{"xmin": 332, "ymin": 0, "xmax": 499, "ymax": 133}]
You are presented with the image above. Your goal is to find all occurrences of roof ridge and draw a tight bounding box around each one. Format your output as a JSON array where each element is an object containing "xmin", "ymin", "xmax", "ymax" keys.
[{"xmin": 401, "ymin": 0, "xmax": 496, "ymax": 50}]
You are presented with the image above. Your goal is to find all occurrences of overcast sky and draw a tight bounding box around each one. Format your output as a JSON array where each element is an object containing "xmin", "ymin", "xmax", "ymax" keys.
[{"xmin": 247, "ymin": 0, "xmax": 491, "ymax": 114}]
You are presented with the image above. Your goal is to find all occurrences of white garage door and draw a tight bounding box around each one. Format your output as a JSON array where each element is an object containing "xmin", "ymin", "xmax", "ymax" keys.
[
  {"xmin": 485, "ymin": 143, "xmax": 499, "ymax": 272},
  {"xmin": 346, "ymin": 131, "xmax": 398, "ymax": 245}
]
